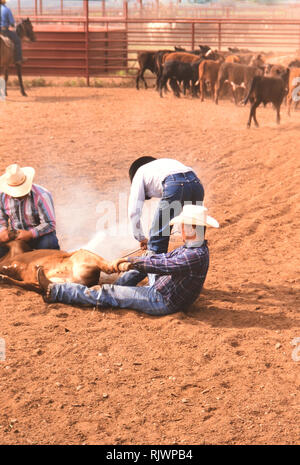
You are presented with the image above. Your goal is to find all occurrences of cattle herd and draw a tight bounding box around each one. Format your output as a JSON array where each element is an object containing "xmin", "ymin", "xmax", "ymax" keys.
[{"xmin": 136, "ymin": 45, "xmax": 300, "ymax": 127}]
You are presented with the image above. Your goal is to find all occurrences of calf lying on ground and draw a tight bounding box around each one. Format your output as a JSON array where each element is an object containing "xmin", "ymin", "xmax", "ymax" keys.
[
  {"xmin": 0, "ymin": 238, "xmax": 114, "ymax": 293},
  {"xmin": 244, "ymin": 75, "xmax": 286, "ymax": 128}
]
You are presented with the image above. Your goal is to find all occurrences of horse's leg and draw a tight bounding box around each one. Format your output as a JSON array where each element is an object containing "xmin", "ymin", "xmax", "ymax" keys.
[
  {"xmin": 15, "ymin": 63, "xmax": 27, "ymax": 97},
  {"xmin": 4, "ymin": 68, "xmax": 8, "ymax": 97},
  {"xmin": 0, "ymin": 274, "xmax": 42, "ymax": 294}
]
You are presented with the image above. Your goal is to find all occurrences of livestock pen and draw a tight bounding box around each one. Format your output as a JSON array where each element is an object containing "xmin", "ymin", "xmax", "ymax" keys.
[
  {"xmin": 1, "ymin": 0, "xmax": 300, "ymax": 448},
  {"xmin": 6, "ymin": 0, "xmax": 300, "ymax": 85}
]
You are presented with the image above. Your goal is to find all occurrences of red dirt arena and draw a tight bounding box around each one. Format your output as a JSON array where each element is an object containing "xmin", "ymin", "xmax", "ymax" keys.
[{"xmin": 0, "ymin": 84, "xmax": 299, "ymax": 445}]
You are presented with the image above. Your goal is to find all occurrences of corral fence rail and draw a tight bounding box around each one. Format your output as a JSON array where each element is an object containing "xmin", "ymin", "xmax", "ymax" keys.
[{"xmin": 6, "ymin": 1, "xmax": 300, "ymax": 84}]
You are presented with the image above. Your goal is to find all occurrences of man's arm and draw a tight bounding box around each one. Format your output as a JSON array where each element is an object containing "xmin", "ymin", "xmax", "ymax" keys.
[
  {"xmin": 0, "ymin": 197, "xmax": 9, "ymax": 234},
  {"xmin": 128, "ymin": 170, "xmax": 147, "ymax": 243},
  {"xmin": 114, "ymin": 248, "xmax": 208, "ymax": 277},
  {"xmin": 7, "ymin": 8, "xmax": 15, "ymax": 27},
  {"xmin": 29, "ymin": 192, "xmax": 56, "ymax": 238}
]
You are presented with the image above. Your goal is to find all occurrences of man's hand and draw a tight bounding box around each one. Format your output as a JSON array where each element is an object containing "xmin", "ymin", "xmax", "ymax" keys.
[
  {"xmin": 16, "ymin": 230, "xmax": 33, "ymax": 242},
  {"xmin": 140, "ymin": 238, "xmax": 148, "ymax": 250},
  {"xmin": 0, "ymin": 229, "xmax": 10, "ymax": 243},
  {"xmin": 110, "ymin": 258, "xmax": 132, "ymax": 273}
]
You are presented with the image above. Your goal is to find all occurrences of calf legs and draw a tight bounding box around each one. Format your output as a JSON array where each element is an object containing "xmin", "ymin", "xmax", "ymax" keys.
[
  {"xmin": 136, "ymin": 68, "xmax": 148, "ymax": 90},
  {"xmin": 0, "ymin": 274, "xmax": 42, "ymax": 294},
  {"xmin": 247, "ymin": 99, "xmax": 261, "ymax": 128},
  {"xmin": 275, "ymin": 103, "xmax": 281, "ymax": 124}
]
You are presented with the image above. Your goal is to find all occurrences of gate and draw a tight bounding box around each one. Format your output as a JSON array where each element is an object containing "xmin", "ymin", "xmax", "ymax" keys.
[{"xmin": 7, "ymin": 1, "xmax": 300, "ymax": 84}]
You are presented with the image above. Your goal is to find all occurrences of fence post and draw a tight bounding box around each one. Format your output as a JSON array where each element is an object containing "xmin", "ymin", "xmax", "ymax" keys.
[
  {"xmin": 191, "ymin": 22, "xmax": 195, "ymax": 51},
  {"xmin": 18, "ymin": 0, "xmax": 20, "ymax": 16},
  {"xmin": 102, "ymin": 0, "xmax": 106, "ymax": 17},
  {"xmin": 34, "ymin": 0, "xmax": 38, "ymax": 17},
  {"xmin": 124, "ymin": 1, "xmax": 128, "ymax": 74},
  {"xmin": 84, "ymin": 0, "xmax": 89, "ymax": 86},
  {"xmin": 218, "ymin": 22, "xmax": 221, "ymax": 51},
  {"xmin": 61, "ymin": 0, "xmax": 63, "ymax": 16}
]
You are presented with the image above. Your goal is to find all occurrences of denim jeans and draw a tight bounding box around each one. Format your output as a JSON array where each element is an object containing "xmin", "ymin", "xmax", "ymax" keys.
[
  {"xmin": 0, "ymin": 231, "xmax": 60, "ymax": 258},
  {"xmin": 148, "ymin": 171, "xmax": 204, "ymax": 254},
  {"xmin": 1, "ymin": 30, "xmax": 22, "ymax": 62},
  {"xmin": 48, "ymin": 280, "xmax": 173, "ymax": 316}
]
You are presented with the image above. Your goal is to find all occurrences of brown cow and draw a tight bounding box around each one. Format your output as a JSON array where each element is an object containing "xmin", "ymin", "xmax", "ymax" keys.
[
  {"xmin": 0, "ymin": 238, "xmax": 115, "ymax": 293},
  {"xmin": 287, "ymin": 67, "xmax": 300, "ymax": 115},
  {"xmin": 215, "ymin": 62, "xmax": 263, "ymax": 105},
  {"xmin": 249, "ymin": 54, "xmax": 266, "ymax": 71},
  {"xmin": 164, "ymin": 52, "xmax": 200, "ymax": 65},
  {"xmin": 198, "ymin": 59, "xmax": 221, "ymax": 101},
  {"xmin": 225, "ymin": 55, "xmax": 241, "ymax": 64}
]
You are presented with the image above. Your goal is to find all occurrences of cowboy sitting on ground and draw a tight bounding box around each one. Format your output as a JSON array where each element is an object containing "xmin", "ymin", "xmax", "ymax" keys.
[
  {"xmin": 0, "ymin": 163, "xmax": 60, "ymax": 258},
  {"xmin": 0, "ymin": 0, "xmax": 24, "ymax": 65},
  {"xmin": 36, "ymin": 205, "xmax": 219, "ymax": 316}
]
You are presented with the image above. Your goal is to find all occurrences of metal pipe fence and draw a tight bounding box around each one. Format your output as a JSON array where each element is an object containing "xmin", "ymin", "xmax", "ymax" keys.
[
  {"xmin": 9, "ymin": 1, "xmax": 300, "ymax": 20},
  {"xmin": 4, "ymin": 1, "xmax": 300, "ymax": 83}
]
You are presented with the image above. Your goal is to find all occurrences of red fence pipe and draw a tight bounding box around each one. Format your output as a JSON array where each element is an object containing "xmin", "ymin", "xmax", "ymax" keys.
[
  {"xmin": 191, "ymin": 22, "xmax": 195, "ymax": 50},
  {"xmin": 84, "ymin": 0, "xmax": 89, "ymax": 86},
  {"xmin": 218, "ymin": 22, "xmax": 221, "ymax": 51}
]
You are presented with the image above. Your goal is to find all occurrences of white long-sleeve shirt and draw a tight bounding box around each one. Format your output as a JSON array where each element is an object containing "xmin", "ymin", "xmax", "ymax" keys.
[{"xmin": 128, "ymin": 158, "xmax": 193, "ymax": 242}]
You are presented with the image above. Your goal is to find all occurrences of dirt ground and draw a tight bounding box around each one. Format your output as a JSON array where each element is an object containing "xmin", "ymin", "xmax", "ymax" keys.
[{"xmin": 0, "ymin": 84, "xmax": 299, "ymax": 445}]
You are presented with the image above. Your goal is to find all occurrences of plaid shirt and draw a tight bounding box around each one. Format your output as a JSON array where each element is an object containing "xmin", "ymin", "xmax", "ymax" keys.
[
  {"xmin": 0, "ymin": 184, "xmax": 56, "ymax": 238},
  {"xmin": 129, "ymin": 241, "xmax": 209, "ymax": 312}
]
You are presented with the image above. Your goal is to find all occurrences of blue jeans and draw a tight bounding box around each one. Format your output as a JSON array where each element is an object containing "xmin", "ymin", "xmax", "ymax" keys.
[
  {"xmin": 148, "ymin": 171, "xmax": 204, "ymax": 254},
  {"xmin": 0, "ymin": 231, "xmax": 60, "ymax": 258},
  {"xmin": 1, "ymin": 29, "xmax": 22, "ymax": 62},
  {"xmin": 48, "ymin": 274, "xmax": 172, "ymax": 316}
]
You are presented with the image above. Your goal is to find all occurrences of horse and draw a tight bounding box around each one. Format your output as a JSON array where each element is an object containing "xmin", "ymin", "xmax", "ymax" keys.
[
  {"xmin": 0, "ymin": 18, "xmax": 36, "ymax": 97},
  {"xmin": 0, "ymin": 231, "xmax": 116, "ymax": 294}
]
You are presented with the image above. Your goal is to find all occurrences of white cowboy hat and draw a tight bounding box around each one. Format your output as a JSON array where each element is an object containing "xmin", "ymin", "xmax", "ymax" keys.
[
  {"xmin": 0, "ymin": 164, "xmax": 35, "ymax": 197},
  {"xmin": 170, "ymin": 204, "xmax": 219, "ymax": 228}
]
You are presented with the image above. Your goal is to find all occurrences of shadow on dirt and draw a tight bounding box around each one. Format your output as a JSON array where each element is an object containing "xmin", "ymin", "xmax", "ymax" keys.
[
  {"xmin": 33, "ymin": 95, "xmax": 106, "ymax": 103},
  {"xmin": 185, "ymin": 282, "xmax": 300, "ymax": 330}
]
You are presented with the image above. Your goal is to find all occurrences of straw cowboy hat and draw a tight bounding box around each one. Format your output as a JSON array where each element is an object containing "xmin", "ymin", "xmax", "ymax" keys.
[
  {"xmin": 0, "ymin": 164, "xmax": 35, "ymax": 197},
  {"xmin": 170, "ymin": 205, "xmax": 219, "ymax": 228}
]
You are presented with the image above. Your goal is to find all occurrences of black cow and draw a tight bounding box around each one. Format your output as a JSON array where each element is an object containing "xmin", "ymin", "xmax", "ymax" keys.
[
  {"xmin": 244, "ymin": 75, "xmax": 286, "ymax": 127},
  {"xmin": 136, "ymin": 51, "xmax": 156, "ymax": 90},
  {"xmin": 159, "ymin": 60, "xmax": 200, "ymax": 98},
  {"xmin": 288, "ymin": 59, "xmax": 300, "ymax": 68}
]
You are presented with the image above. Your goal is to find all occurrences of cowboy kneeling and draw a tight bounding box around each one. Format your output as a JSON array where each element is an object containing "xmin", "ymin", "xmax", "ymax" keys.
[
  {"xmin": 37, "ymin": 205, "xmax": 219, "ymax": 316},
  {"xmin": 0, "ymin": 164, "xmax": 60, "ymax": 257}
]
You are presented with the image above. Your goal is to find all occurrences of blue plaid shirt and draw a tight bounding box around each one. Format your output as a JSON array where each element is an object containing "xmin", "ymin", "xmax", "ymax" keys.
[
  {"xmin": 129, "ymin": 241, "xmax": 209, "ymax": 312},
  {"xmin": 0, "ymin": 184, "xmax": 56, "ymax": 238}
]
